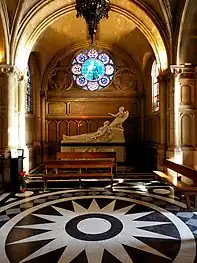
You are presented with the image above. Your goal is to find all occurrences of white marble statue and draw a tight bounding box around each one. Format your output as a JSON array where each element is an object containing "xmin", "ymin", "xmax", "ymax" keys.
[
  {"xmin": 62, "ymin": 121, "xmax": 112, "ymax": 143},
  {"xmin": 108, "ymin": 106, "xmax": 129, "ymax": 130},
  {"xmin": 61, "ymin": 107, "xmax": 129, "ymax": 143}
]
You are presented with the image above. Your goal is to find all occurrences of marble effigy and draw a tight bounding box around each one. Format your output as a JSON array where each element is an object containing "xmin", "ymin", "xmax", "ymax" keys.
[
  {"xmin": 61, "ymin": 107, "xmax": 129, "ymax": 144},
  {"xmin": 61, "ymin": 107, "xmax": 129, "ymax": 162}
]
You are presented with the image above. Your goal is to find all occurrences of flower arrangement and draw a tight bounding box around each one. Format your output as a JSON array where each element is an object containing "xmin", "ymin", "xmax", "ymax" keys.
[{"xmin": 17, "ymin": 171, "xmax": 29, "ymax": 193}]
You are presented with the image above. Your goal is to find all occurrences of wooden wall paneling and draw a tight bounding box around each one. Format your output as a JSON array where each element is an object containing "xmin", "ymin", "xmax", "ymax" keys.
[
  {"xmin": 47, "ymin": 102, "xmax": 66, "ymax": 115},
  {"xmin": 78, "ymin": 120, "xmax": 88, "ymax": 135},
  {"xmin": 88, "ymin": 120, "xmax": 98, "ymax": 133},
  {"xmin": 67, "ymin": 101, "xmax": 137, "ymax": 116},
  {"xmin": 48, "ymin": 120, "xmax": 57, "ymax": 142},
  {"xmin": 68, "ymin": 120, "xmax": 78, "ymax": 136},
  {"xmin": 59, "ymin": 121, "xmax": 68, "ymax": 141},
  {"xmin": 57, "ymin": 121, "xmax": 60, "ymax": 142}
]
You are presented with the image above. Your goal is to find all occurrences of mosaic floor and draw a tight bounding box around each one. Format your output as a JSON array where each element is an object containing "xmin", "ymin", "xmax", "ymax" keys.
[{"xmin": 0, "ymin": 176, "xmax": 197, "ymax": 263}]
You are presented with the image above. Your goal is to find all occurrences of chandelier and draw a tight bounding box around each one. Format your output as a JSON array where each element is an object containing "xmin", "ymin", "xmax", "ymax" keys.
[{"xmin": 75, "ymin": 0, "xmax": 110, "ymax": 43}]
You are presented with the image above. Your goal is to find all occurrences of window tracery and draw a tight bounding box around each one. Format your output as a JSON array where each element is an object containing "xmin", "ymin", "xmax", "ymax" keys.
[{"xmin": 71, "ymin": 48, "xmax": 115, "ymax": 91}]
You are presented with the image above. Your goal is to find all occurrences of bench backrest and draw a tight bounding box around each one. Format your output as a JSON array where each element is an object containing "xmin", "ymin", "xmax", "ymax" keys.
[
  {"xmin": 163, "ymin": 159, "xmax": 197, "ymax": 183},
  {"xmin": 44, "ymin": 160, "xmax": 113, "ymax": 172},
  {"xmin": 57, "ymin": 152, "xmax": 116, "ymax": 162}
]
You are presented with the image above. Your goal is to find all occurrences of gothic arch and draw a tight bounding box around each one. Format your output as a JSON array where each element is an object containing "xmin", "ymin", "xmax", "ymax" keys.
[{"xmin": 13, "ymin": 0, "xmax": 168, "ymax": 71}]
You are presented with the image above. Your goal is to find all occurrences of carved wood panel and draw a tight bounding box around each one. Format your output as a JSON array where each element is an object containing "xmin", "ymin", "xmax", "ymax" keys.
[
  {"xmin": 48, "ymin": 121, "xmax": 57, "ymax": 142},
  {"xmin": 46, "ymin": 100, "xmax": 139, "ymax": 117},
  {"xmin": 46, "ymin": 118, "xmax": 138, "ymax": 142}
]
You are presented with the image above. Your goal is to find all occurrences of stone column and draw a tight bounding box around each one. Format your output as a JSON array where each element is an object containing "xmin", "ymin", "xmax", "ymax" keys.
[
  {"xmin": 18, "ymin": 75, "xmax": 26, "ymax": 148},
  {"xmin": 18, "ymin": 74, "xmax": 30, "ymax": 172},
  {"xmin": 0, "ymin": 65, "xmax": 19, "ymax": 181},
  {"xmin": 157, "ymin": 72, "xmax": 168, "ymax": 169},
  {"xmin": 165, "ymin": 69, "xmax": 176, "ymax": 160},
  {"xmin": 0, "ymin": 65, "xmax": 19, "ymax": 149},
  {"xmin": 170, "ymin": 64, "xmax": 196, "ymax": 167}
]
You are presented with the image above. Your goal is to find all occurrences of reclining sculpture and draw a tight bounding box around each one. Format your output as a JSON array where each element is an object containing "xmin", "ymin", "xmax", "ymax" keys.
[{"xmin": 62, "ymin": 106, "xmax": 129, "ymax": 143}]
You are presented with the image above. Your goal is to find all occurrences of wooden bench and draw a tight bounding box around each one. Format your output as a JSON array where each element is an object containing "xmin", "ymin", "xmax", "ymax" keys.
[
  {"xmin": 57, "ymin": 151, "xmax": 117, "ymax": 174},
  {"xmin": 43, "ymin": 159, "xmax": 114, "ymax": 190},
  {"xmin": 154, "ymin": 159, "xmax": 197, "ymax": 208}
]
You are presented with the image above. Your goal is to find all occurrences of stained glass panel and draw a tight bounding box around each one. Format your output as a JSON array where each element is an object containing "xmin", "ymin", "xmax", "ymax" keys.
[
  {"xmin": 71, "ymin": 48, "xmax": 115, "ymax": 91},
  {"xmin": 26, "ymin": 67, "xmax": 32, "ymax": 113},
  {"xmin": 151, "ymin": 60, "xmax": 159, "ymax": 112}
]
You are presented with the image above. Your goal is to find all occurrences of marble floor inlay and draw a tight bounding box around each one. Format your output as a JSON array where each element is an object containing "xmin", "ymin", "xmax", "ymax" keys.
[{"xmin": 0, "ymin": 184, "xmax": 196, "ymax": 263}]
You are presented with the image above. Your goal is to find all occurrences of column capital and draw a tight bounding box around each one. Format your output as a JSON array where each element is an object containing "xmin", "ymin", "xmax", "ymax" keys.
[
  {"xmin": 170, "ymin": 63, "xmax": 196, "ymax": 78},
  {"xmin": 0, "ymin": 64, "xmax": 24, "ymax": 80}
]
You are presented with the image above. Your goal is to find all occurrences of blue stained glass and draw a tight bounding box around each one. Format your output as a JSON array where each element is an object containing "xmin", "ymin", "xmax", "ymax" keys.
[
  {"xmin": 79, "ymin": 76, "xmax": 86, "ymax": 84},
  {"xmin": 76, "ymin": 53, "xmax": 87, "ymax": 63},
  {"xmin": 99, "ymin": 53, "xmax": 109, "ymax": 64},
  {"xmin": 99, "ymin": 76, "xmax": 109, "ymax": 86},
  {"xmin": 81, "ymin": 59, "xmax": 105, "ymax": 81},
  {"xmin": 71, "ymin": 48, "xmax": 115, "ymax": 91}
]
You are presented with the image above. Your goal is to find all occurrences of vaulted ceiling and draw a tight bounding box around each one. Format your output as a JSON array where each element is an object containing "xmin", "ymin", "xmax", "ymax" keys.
[{"xmin": 0, "ymin": 0, "xmax": 197, "ymax": 73}]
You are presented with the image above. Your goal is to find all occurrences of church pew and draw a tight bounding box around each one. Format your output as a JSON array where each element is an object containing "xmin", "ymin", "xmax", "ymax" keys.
[
  {"xmin": 43, "ymin": 159, "xmax": 114, "ymax": 190},
  {"xmin": 56, "ymin": 151, "xmax": 117, "ymax": 174},
  {"xmin": 154, "ymin": 159, "xmax": 197, "ymax": 209}
]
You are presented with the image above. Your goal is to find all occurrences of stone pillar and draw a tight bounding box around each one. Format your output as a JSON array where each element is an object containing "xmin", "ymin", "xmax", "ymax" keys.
[
  {"xmin": 18, "ymin": 75, "xmax": 26, "ymax": 148},
  {"xmin": 157, "ymin": 72, "xmax": 168, "ymax": 169},
  {"xmin": 18, "ymin": 74, "xmax": 30, "ymax": 172},
  {"xmin": 0, "ymin": 65, "xmax": 19, "ymax": 149},
  {"xmin": 165, "ymin": 69, "xmax": 176, "ymax": 160},
  {"xmin": 170, "ymin": 64, "xmax": 196, "ymax": 167},
  {"xmin": 0, "ymin": 65, "xmax": 20, "ymax": 181}
]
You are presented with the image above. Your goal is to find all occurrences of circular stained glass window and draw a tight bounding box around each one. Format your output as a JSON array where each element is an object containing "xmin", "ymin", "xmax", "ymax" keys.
[{"xmin": 71, "ymin": 48, "xmax": 115, "ymax": 91}]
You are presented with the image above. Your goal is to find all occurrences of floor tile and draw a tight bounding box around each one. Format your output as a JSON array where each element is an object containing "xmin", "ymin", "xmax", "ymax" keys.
[{"xmin": 1, "ymin": 173, "xmax": 196, "ymax": 263}]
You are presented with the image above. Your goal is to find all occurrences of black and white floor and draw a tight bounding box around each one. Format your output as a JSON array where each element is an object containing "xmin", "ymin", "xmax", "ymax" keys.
[{"xmin": 0, "ymin": 178, "xmax": 197, "ymax": 263}]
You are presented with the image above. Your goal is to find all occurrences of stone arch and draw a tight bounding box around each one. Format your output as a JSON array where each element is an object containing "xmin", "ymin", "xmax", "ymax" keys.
[
  {"xmin": 13, "ymin": 1, "xmax": 168, "ymax": 71},
  {"xmin": 177, "ymin": 0, "xmax": 197, "ymax": 64},
  {"xmin": 0, "ymin": 1, "xmax": 9, "ymax": 64},
  {"xmin": 41, "ymin": 42, "xmax": 143, "ymax": 94},
  {"xmin": 142, "ymin": 52, "xmax": 155, "ymax": 73}
]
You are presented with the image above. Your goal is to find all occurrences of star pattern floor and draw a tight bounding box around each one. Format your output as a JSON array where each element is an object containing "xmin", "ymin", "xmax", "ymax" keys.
[{"xmin": 0, "ymin": 182, "xmax": 196, "ymax": 263}]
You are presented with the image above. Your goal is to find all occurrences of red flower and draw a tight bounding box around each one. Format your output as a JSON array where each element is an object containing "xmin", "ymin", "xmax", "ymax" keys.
[
  {"xmin": 19, "ymin": 171, "xmax": 27, "ymax": 177},
  {"xmin": 21, "ymin": 187, "xmax": 26, "ymax": 193}
]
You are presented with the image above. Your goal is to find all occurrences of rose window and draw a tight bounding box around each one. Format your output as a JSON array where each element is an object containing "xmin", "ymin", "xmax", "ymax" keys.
[{"xmin": 71, "ymin": 48, "xmax": 115, "ymax": 91}]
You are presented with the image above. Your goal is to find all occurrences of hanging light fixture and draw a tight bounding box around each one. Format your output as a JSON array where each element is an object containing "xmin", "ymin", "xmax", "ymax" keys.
[{"xmin": 75, "ymin": 0, "xmax": 110, "ymax": 43}]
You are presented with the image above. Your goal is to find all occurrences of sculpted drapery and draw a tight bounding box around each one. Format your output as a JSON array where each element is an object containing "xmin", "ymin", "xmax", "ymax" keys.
[{"xmin": 62, "ymin": 107, "xmax": 129, "ymax": 143}]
